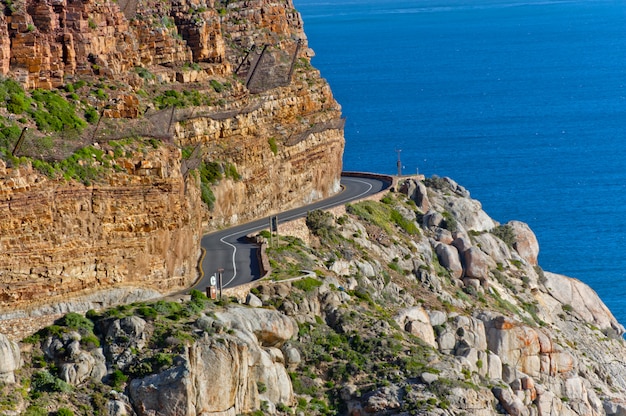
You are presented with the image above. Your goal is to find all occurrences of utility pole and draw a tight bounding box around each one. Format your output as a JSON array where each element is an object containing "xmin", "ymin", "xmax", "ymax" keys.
[{"xmin": 395, "ymin": 149, "xmax": 402, "ymax": 176}]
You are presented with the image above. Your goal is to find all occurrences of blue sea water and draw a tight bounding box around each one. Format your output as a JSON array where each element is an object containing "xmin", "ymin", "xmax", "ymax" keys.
[{"xmin": 293, "ymin": 0, "xmax": 626, "ymax": 324}]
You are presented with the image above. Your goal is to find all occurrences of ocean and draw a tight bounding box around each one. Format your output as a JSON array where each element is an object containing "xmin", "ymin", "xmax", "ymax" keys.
[{"xmin": 293, "ymin": 0, "xmax": 626, "ymax": 324}]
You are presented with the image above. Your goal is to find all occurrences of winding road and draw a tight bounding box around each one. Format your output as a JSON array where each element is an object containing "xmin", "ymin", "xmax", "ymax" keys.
[{"xmin": 196, "ymin": 174, "xmax": 392, "ymax": 290}]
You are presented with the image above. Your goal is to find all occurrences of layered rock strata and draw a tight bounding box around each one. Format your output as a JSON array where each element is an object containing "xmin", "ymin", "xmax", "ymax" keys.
[{"xmin": 0, "ymin": 144, "xmax": 203, "ymax": 313}]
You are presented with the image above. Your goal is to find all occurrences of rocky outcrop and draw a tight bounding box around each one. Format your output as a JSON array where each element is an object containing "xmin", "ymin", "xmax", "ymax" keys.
[
  {"xmin": 543, "ymin": 271, "xmax": 624, "ymax": 334},
  {"xmin": 265, "ymin": 175, "xmax": 626, "ymax": 415},
  {"xmin": 0, "ymin": 333, "xmax": 20, "ymax": 383},
  {"xmin": 42, "ymin": 330, "xmax": 107, "ymax": 385},
  {"xmin": 125, "ymin": 306, "xmax": 297, "ymax": 416}
]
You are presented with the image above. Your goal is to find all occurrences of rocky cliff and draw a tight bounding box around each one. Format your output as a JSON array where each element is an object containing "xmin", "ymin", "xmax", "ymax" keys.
[
  {"xmin": 2, "ymin": 176, "xmax": 626, "ymax": 416},
  {"xmin": 0, "ymin": 140, "xmax": 203, "ymax": 313},
  {"xmin": 0, "ymin": 0, "xmax": 344, "ymax": 312}
]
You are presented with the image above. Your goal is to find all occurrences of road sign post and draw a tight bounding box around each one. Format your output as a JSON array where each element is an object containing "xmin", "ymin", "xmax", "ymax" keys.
[
  {"xmin": 270, "ymin": 215, "xmax": 278, "ymax": 247},
  {"xmin": 218, "ymin": 268, "xmax": 224, "ymax": 300}
]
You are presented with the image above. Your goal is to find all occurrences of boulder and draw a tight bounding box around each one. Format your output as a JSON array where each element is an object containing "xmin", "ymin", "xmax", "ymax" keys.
[
  {"xmin": 445, "ymin": 195, "xmax": 496, "ymax": 232},
  {"xmin": 492, "ymin": 386, "xmax": 530, "ymax": 416},
  {"xmin": 246, "ymin": 293, "xmax": 263, "ymax": 307},
  {"xmin": 214, "ymin": 307, "xmax": 298, "ymax": 347},
  {"xmin": 435, "ymin": 243, "xmax": 463, "ymax": 279},
  {"xmin": 451, "ymin": 234, "xmax": 472, "ymax": 255},
  {"xmin": 129, "ymin": 363, "xmax": 193, "ymax": 416},
  {"xmin": 329, "ymin": 259, "xmax": 352, "ymax": 276},
  {"xmin": 400, "ymin": 179, "xmax": 430, "ymax": 212},
  {"xmin": 434, "ymin": 228, "xmax": 454, "ymax": 244},
  {"xmin": 487, "ymin": 351, "xmax": 503, "ymax": 380},
  {"xmin": 282, "ymin": 344, "xmax": 301, "ymax": 370},
  {"xmin": 107, "ymin": 399, "xmax": 130, "ymax": 416},
  {"xmin": 355, "ymin": 260, "xmax": 376, "ymax": 277},
  {"xmin": 509, "ymin": 221, "xmax": 539, "ymax": 265},
  {"xmin": 543, "ymin": 272, "xmax": 625, "ymax": 334},
  {"xmin": 423, "ymin": 210, "xmax": 444, "ymax": 228},
  {"xmin": 0, "ymin": 333, "xmax": 20, "ymax": 383},
  {"xmin": 60, "ymin": 348, "xmax": 107, "ymax": 385},
  {"xmin": 472, "ymin": 232, "xmax": 513, "ymax": 267},
  {"xmin": 363, "ymin": 384, "xmax": 401, "ymax": 413},
  {"xmin": 394, "ymin": 306, "xmax": 437, "ymax": 348},
  {"xmin": 41, "ymin": 332, "xmax": 106, "ymax": 384},
  {"xmin": 427, "ymin": 310, "xmax": 447, "ymax": 327},
  {"xmin": 604, "ymin": 400, "xmax": 626, "ymax": 416},
  {"xmin": 463, "ymin": 246, "xmax": 491, "ymax": 281},
  {"xmin": 105, "ymin": 316, "xmax": 149, "ymax": 370}
]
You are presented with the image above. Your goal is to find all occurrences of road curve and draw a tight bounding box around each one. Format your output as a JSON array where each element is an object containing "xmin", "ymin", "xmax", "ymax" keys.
[{"xmin": 196, "ymin": 174, "xmax": 392, "ymax": 290}]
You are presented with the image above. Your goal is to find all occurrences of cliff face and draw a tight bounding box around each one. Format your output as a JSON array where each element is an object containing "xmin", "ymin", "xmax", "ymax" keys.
[
  {"xmin": 0, "ymin": 141, "xmax": 203, "ymax": 313},
  {"xmin": 0, "ymin": 0, "xmax": 344, "ymax": 309}
]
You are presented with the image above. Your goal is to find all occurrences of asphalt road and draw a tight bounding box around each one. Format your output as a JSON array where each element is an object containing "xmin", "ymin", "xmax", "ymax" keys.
[{"xmin": 196, "ymin": 174, "xmax": 392, "ymax": 291}]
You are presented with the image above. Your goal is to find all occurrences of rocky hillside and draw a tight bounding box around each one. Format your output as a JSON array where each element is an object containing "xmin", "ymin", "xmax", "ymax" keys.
[
  {"xmin": 0, "ymin": 0, "xmax": 344, "ymax": 313},
  {"xmin": 2, "ymin": 175, "xmax": 626, "ymax": 415}
]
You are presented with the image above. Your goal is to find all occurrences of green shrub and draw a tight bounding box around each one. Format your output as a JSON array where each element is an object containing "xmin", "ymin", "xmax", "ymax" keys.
[
  {"xmin": 108, "ymin": 369, "xmax": 128, "ymax": 390},
  {"xmin": 200, "ymin": 182, "xmax": 215, "ymax": 209},
  {"xmin": 306, "ymin": 210, "xmax": 336, "ymax": 238},
  {"xmin": 61, "ymin": 312, "xmax": 94, "ymax": 333},
  {"xmin": 225, "ymin": 163, "xmax": 240, "ymax": 180},
  {"xmin": 199, "ymin": 161, "xmax": 222, "ymax": 184},
  {"xmin": 441, "ymin": 211, "xmax": 458, "ymax": 232},
  {"xmin": 153, "ymin": 89, "xmax": 211, "ymax": 109},
  {"xmin": 0, "ymin": 77, "xmax": 30, "ymax": 117},
  {"xmin": 289, "ymin": 372, "xmax": 318, "ymax": 396},
  {"xmin": 153, "ymin": 300, "xmax": 184, "ymax": 317},
  {"xmin": 84, "ymin": 106, "xmax": 99, "ymax": 123},
  {"xmin": 80, "ymin": 333, "xmax": 101, "ymax": 349},
  {"xmin": 268, "ymin": 137, "xmax": 278, "ymax": 155},
  {"xmin": 29, "ymin": 89, "xmax": 86, "ymax": 132},
  {"xmin": 31, "ymin": 370, "xmax": 72, "ymax": 395},
  {"xmin": 390, "ymin": 209, "xmax": 419, "ymax": 235},
  {"xmin": 7, "ymin": 92, "xmax": 30, "ymax": 114},
  {"xmin": 189, "ymin": 289, "xmax": 210, "ymax": 308},
  {"xmin": 380, "ymin": 193, "xmax": 394, "ymax": 204},
  {"xmin": 56, "ymin": 408, "xmax": 74, "ymax": 416},
  {"xmin": 23, "ymin": 406, "xmax": 47, "ymax": 416},
  {"xmin": 210, "ymin": 79, "xmax": 224, "ymax": 93},
  {"xmin": 424, "ymin": 175, "xmax": 449, "ymax": 190},
  {"xmin": 0, "ymin": 123, "xmax": 22, "ymax": 149},
  {"xmin": 491, "ymin": 224, "xmax": 516, "ymax": 247},
  {"xmin": 152, "ymin": 352, "xmax": 174, "ymax": 370},
  {"xmin": 257, "ymin": 381, "xmax": 267, "ymax": 393},
  {"xmin": 292, "ymin": 277, "xmax": 323, "ymax": 292},
  {"xmin": 135, "ymin": 305, "xmax": 157, "ymax": 320},
  {"xmin": 134, "ymin": 66, "xmax": 154, "ymax": 80}
]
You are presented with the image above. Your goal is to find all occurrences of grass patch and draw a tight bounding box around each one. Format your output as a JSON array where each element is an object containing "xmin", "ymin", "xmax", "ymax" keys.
[{"xmin": 347, "ymin": 200, "xmax": 419, "ymax": 236}]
